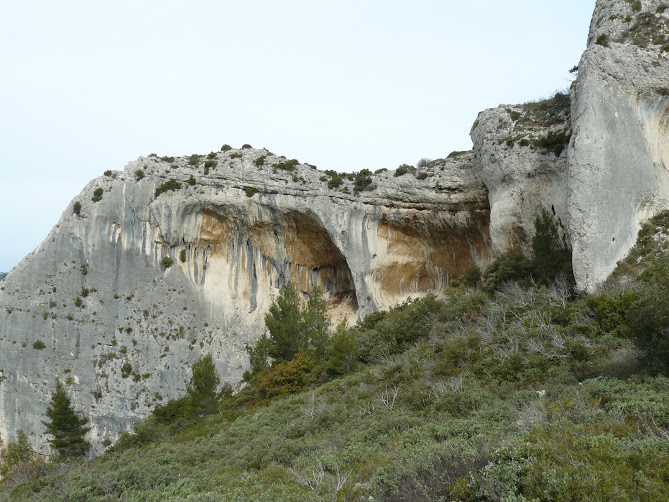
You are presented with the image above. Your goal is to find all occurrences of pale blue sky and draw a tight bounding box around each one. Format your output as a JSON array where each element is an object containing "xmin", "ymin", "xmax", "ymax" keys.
[{"xmin": 0, "ymin": 1, "xmax": 596, "ymax": 272}]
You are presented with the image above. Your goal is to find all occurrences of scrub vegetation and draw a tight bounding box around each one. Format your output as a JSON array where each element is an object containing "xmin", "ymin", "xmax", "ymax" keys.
[{"xmin": 3, "ymin": 212, "xmax": 669, "ymax": 500}]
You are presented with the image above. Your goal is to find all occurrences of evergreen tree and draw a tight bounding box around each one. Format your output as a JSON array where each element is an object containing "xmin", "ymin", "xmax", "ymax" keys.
[
  {"xmin": 42, "ymin": 381, "xmax": 90, "ymax": 459},
  {"xmin": 1, "ymin": 429, "xmax": 33, "ymax": 476},
  {"xmin": 246, "ymin": 333, "xmax": 272, "ymax": 376},
  {"xmin": 248, "ymin": 282, "xmax": 332, "ymax": 374},
  {"xmin": 265, "ymin": 282, "xmax": 304, "ymax": 362},
  {"xmin": 301, "ymin": 285, "xmax": 330, "ymax": 358},
  {"xmin": 187, "ymin": 354, "xmax": 221, "ymax": 415},
  {"xmin": 532, "ymin": 209, "xmax": 574, "ymax": 284}
]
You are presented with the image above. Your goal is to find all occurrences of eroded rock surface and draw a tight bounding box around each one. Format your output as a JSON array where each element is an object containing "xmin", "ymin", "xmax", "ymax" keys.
[
  {"xmin": 568, "ymin": 0, "xmax": 669, "ymax": 290},
  {"xmin": 471, "ymin": 94, "xmax": 571, "ymax": 256},
  {"xmin": 0, "ymin": 150, "xmax": 491, "ymax": 453},
  {"xmin": 3, "ymin": 0, "xmax": 669, "ymax": 456}
]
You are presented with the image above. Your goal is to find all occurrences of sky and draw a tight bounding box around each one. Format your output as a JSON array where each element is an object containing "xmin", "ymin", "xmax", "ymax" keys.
[{"xmin": 0, "ymin": 0, "xmax": 596, "ymax": 273}]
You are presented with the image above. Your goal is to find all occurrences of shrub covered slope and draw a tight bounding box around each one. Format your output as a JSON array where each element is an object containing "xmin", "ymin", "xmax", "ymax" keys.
[{"xmin": 2, "ymin": 213, "xmax": 669, "ymax": 500}]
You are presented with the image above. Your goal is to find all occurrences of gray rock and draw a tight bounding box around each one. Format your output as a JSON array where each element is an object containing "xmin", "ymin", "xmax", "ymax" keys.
[
  {"xmin": 471, "ymin": 97, "xmax": 570, "ymax": 256},
  {"xmin": 0, "ymin": 150, "xmax": 491, "ymax": 454},
  {"xmin": 3, "ymin": 0, "xmax": 669, "ymax": 456},
  {"xmin": 568, "ymin": 0, "xmax": 669, "ymax": 290}
]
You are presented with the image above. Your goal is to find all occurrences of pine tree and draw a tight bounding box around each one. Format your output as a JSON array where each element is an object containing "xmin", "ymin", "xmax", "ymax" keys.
[
  {"xmin": 265, "ymin": 282, "xmax": 304, "ymax": 362},
  {"xmin": 42, "ymin": 381, "xmax": 90, "ymax": 459},
  {"xmin": 1, "ymin": 429, "xmax": 33, "ymax": 476},
  {"xmin": 187, "ymin": 354, "xmax": 221, "ymax": 415},
  {"xmin": 532, "ymin": 209, "xmax": 573, "ymax": 284},
  {"xmin": 301, "ymin": 285, "xmax": 330, "ymax": 358}
]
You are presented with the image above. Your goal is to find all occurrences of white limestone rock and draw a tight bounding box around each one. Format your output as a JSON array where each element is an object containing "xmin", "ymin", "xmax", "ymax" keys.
[
  {"xmin": 0, "ymin": 149, "xmax": 491, "ymax": 454},
  {"xmin": 471, "ymin": 98, "xmax": 570, "ymax": 256},
  {"xmin": 568, "ymin": 0, "xmax": 669, "ymax": 291}
]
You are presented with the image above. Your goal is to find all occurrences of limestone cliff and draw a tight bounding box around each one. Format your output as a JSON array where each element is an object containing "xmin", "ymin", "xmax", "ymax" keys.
[
  {"xmin": 2, "ymin": 0, "xmax": 669, "ymax": 455},
  {"xmin": 569, "ymin": 0, "xmax": 669, "ymax": 290},
  {"xmin": 0, "ymin": 150, "xmax": 490, "ymax": 454},
  {"xmin": 471, "ymin": 93, "xmax": 571, "ymax": 256}
]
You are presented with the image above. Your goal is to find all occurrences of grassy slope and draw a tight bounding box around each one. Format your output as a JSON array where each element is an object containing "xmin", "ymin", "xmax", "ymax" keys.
[{"xmin": 3, "ymin": 218, "xmax": 669, "ymax": 500}]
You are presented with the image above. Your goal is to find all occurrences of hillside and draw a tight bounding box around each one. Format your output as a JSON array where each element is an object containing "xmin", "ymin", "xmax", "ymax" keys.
[
  {"xmin": 2, "ymin": 0, "xmax": 669, "ymax": 455},
  {"xmin": 2, "ymin": 213, "xmax": 669, "ymax": 500}
]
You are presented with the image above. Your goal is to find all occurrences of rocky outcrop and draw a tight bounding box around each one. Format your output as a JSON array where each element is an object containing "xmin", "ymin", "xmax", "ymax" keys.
[
  {"xmin": 471, "ymin": 94, "xmax": 571, "ymax": 256},
  {"xmin": 0, "ymin": 150, "xmax": 491, "ymax": 454},
  {"xmin": 2, "ymin": 0, "xmax": 669, "ymax": 456},
  {"xmin": 568, "ymin": 0, "xmax": 669, "ymax": 290}
]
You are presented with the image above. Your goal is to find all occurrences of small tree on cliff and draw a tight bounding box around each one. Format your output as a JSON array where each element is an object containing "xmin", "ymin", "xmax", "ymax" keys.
[
  {"xmin": 42, "ymin": 380, "xmax": 90, "ymax": 459},
  {"xmin": 187, "ymin": 354, "xmax": 221, "ymax": 415}
]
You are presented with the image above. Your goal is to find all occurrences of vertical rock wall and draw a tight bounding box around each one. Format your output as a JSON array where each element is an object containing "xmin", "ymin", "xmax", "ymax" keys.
[{"xmin": 568, "ymin": 0, "xmax": 669, "ymax": 290}]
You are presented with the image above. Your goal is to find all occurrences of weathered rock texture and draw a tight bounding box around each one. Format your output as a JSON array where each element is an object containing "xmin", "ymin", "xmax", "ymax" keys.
[
  {"xmin": 568, "ymin": 0, "xmax": 669, "ymax": 290},
  {"xmin": 471, "ymin": 94, "xmax": 571, "ymax": 256},
  {"xmin": 2, "ymin": 0, "xmax": 669, "ymax": 456},
  {"xmin": 0, "ymin": 151, "xmax": 491, "ymax": 454}
]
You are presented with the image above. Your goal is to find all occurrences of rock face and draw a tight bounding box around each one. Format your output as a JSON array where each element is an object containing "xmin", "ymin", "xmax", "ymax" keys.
[
  {"xmin": 568, "ymin": 0, "xmax": 669, "ymax": 290},
  {"xmin": 0, "ymin": 151, "xmax": 491, "ymax": 454},
  {"xmin": 471, "ymin": 94, "xmax": 571, "ymax": 256},
  {"xmin": 2, "ymin": 0, "xmax": 669, "ymax": 455}
]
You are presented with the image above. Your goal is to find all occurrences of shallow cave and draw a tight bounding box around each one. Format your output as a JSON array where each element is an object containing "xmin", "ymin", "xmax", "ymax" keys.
[{"xmin": 280, "ymin": 212, "xmax": 357, "ymax": 311}]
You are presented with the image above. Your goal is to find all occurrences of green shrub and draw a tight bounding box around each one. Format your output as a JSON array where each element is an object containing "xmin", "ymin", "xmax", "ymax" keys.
[
  {"xmin": 187, "ymin": 176, "xmax": 196, "ymax": 186},
  {"xmin": 255, "ymin": 352, "xmax": 316, "ymax": 398},
  {"xmin": 221, "ymin": 144, "xmax": 232, "ymax": 152},
  {"xmin": 162, "ymin": 256, "xmax": 173, "ymax": 268},
  {"xmin": 328, "ymin": 175, "xmax": 343, "ymax": 189},
  {"xmin": 416, "ymin": 158, "xmax": 432, "ymax": 168},
  {"xmin": 104, "ymin": 170, "xmax": 112, "ymax": 176},
  {"xmin": 179, "ymin": 249, "xmax": 187, "ymax": 263},
  {"xmin": 1, "ymin": 430, "xmax": 34, "ymax": 476},
  {"xmin": 230, "ymin": 152, "xmax": 241, "ymax": 159},
  {"xmin": 274, "ymin": 159, "xmax": 299, "ymax": 172},
  {"xmin": 91, "ymin": 187, "xmax": 103, "ymax": 203},
  {"xmin": 452, "ymin": 265, "xmax": 482, "ymax": 289},
  {"xmin": 244, "ymin": 187, "xmax": 257, "ymax": 197},
  {"xmin": 204, "ymin": 159, "xmax": 217, "ymax": 169},
  {"xmin": 187, "ymin": 154, "xmax": 201, "ymax": 166},
  {"xmin": 33, "ymin": 340, "xmax": 46, "ymax": 350},
  {"xmin": 135, "ymin": 169, "xmax": 145, "ymax": 181},
  {"xmin": 254, "ymin": 155, "xmax": 266, "ymax": 167},
  {"xmin": 73, "ymin": 201, "xmax": 81, "ymax": 216},
  {"xmin": 483, "ymin": 252, "xmax": 533, "ymax": 292},
  {"xmin": 416, "ymin": 172, "xmax": 429, "ymax": 181},
  {"xmin": 519, "ymin": 92, "xmax": 570, "ymax": 128},
  {"xmin": 241, "ymin": 144, "xmax": 252, "ymax": 149},
  {"xmin": 154, "ymin": 179, "xmax": 182, "ymax": 197},
  {"xmin": 395, "ymin": 164, "xmax": 415, "ymax": 177},
  {"xmin": 207, "ymin": 152, "xmax": 217, "ymax": 159},
  {"xmin": 121, "ymin": 362, "xmax": 133, "ymax": 378},
  {"xmin": 596, "ymin": 33, "xmax": 609, "ymax": 46},
  {"xmin": 533, "ymin": 130, "xmax": 571, "ymax": 156},
  {"xmin": 352, "ymin": 169, "xmax": 374, "ymax": 194}
]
